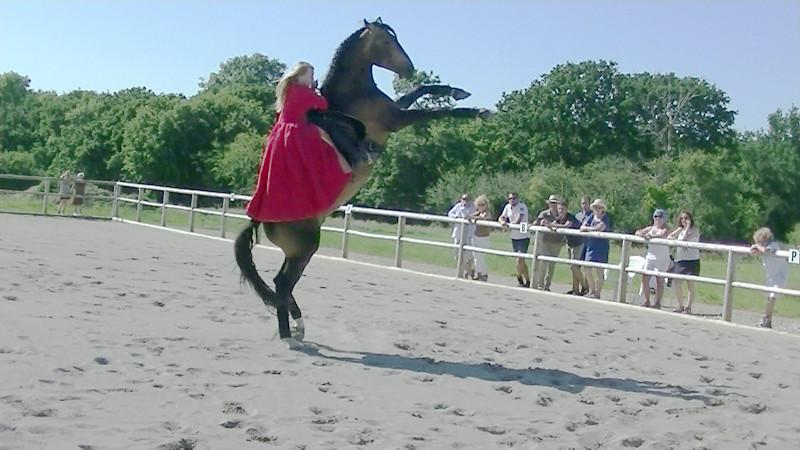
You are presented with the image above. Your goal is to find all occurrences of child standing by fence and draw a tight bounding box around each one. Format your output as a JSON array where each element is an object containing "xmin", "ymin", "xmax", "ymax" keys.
[{"xmin": 750, "ymin": 227, "xmax": 788, "ymax": 329}]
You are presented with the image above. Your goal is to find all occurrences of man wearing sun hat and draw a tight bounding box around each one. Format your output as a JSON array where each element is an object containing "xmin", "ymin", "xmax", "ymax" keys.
[{"xmin": 534, "ymin": 194, "xmax": 565, "ymax": 291}]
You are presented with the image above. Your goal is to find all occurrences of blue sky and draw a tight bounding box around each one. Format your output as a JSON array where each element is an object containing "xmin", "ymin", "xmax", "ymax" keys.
[{"xmin": 1, "ymin": 0, "xmax": 798, "ymax": 131}]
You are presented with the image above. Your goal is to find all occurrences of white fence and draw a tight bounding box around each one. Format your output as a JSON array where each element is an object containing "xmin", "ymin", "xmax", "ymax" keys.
[{"xmin": 2, "ymin": 173, "xmax": 799, "ymax": 322}]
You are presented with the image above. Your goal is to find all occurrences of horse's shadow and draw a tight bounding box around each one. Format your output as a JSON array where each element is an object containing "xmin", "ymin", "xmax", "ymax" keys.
[{"xmin": 295, "ymin": 341, "xmax": 710, "ymax": 402}]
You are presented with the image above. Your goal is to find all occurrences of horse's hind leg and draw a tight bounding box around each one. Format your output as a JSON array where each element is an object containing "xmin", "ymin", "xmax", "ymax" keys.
[
  {"xmin": 275, "ymin": 255, "xmax": 313, "ymax": 339},
  {"xmin": 265, "ymin": 220, "xmax": 320, "ymax": 341},
  {"xmin": 274, "ymin": 259, "xmax": 303, "ymax": 320}
]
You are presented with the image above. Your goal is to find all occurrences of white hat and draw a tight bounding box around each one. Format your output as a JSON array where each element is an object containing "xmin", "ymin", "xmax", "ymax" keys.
[{"xmin": 590, "ymin": 198, "xmax": 607, "ymax": 210}]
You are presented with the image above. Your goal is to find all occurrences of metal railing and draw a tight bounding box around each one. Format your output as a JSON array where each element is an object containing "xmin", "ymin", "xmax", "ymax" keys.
[{"xmin": 3, "ymin": 174, "xmax": 798, "ymax": 322}]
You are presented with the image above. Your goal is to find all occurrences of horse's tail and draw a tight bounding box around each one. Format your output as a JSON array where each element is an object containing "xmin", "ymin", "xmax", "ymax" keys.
[{"xmin": 234, "ymin": 220, "xmax": 278, "ymax": 310}]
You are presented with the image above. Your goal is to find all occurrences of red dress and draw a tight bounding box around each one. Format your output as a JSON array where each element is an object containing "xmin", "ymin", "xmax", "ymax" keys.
[{"xmin": 246, "ymin": 84, "xmax": 351, "ymax": 222}]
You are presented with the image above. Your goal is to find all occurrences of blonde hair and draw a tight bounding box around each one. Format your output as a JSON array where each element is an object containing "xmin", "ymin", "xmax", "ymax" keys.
[
  {"xmin": 474, "ymin": 194, "xmax": 492, "ymax": 215},
  {"xmin": 275, "ymin": 62, "xmax": 313, "ymax": 113},
  {"xmin": 753, "ymin": 227, "xmax": 773, "ymax": 244}
]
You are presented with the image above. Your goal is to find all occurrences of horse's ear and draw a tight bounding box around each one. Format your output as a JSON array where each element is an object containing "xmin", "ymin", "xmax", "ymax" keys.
[
  {"xmin": 376, "ymin": 17, "xmax": 383, "ymax": 24},
  {"xmin": 363, "ymin": 19, "xmax": 370, "ymax": 27}
]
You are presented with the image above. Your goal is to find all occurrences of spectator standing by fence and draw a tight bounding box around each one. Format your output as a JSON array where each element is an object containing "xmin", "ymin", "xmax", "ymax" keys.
[
  {"xmin": 72, "ymin": 172, "xmax": 86, "ymax": 216},
  {"xmin": 575, "ymin": 196, "xmax": 592, "ymax": 226},
  {"xmin": 668, "ymin": 210, "xmax": 701, "ymax": 313},
  {"xmin": 499, "ymin": 192, "xmax": 530, "ymax": 288},
  {"xmin": 580, "ymin": 199, "xmax": 611, "ymax": 298},
  {"xmin": 550, "ymin": 201, "xmax": 588, "ymax": 295},
  {"xmin": 635, "ymin": 209, "xmax": 671, "ymax": 308},
  {"xmin": 448, "ymin": 193, "xmax": 476, "ymax": 278},
  {"xmin": 57, "ymin": 170, "xmax": 72, "ymax": 215},
  {"xmin": 534, "ymin": 194, "xmax": 564, "ymax": 291},
  {"xmin": 470, "ymin": 194, "xmax": 492, "ymax": 282},
  {"xmin": 750, "ymin": 227, "xmax": 788, "ymax": 329}
]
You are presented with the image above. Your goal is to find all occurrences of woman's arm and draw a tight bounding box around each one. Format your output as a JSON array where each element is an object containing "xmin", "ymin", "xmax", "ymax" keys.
[
  {"xmin": 635, "ymin": 226, "xmax": 652, "ymax": 237},
  {"xmin": 297, "ymin": 85, "xmax": 328, "ymax": 110}
]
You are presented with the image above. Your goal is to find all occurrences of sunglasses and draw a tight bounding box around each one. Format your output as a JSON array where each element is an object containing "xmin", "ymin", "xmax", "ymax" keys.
[{"xmin": 653, "ymin": 215, "xmax": 664, "ymax": 219}]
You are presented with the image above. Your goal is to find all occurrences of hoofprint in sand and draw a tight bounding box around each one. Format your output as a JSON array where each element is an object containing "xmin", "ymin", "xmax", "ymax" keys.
[{"xmin": 1, "ymin": 214, "xmax": 799, "ymax": 449}]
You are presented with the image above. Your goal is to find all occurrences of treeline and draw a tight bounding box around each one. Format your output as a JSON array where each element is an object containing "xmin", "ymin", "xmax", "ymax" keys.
[{"xmin": 0, "ymin": 56, "xmax": 798, "ymax": 241}]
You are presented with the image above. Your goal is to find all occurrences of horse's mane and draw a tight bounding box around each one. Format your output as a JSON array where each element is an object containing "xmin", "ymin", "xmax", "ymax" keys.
[{"xmin": 322, "ymin": 23, "xmax": 397, "ymax": 88}]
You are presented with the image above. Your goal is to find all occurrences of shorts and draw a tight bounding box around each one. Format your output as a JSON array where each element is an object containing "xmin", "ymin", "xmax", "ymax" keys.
[
  {"xmin": 512, "ymin": 238, "xmax": 530, "ymax": 253},
  {"xmin": 674, "ymin": 259, "xmax": 700, "ymax": 276}
]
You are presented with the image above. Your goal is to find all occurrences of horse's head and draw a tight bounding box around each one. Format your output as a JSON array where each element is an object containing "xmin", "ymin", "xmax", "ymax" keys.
[{"xmin": 361, "ymin": 18, "xmax": 414, "ymax": 78}]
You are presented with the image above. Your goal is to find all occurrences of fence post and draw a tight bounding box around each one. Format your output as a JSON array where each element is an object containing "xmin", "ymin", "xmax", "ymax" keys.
[
  {"xmin": 529, "ymin": 227, "xmax": 541, "ymax": 289},
  {"xmin": 615, "ymin": 239, "xmax": 632, "ymax": 303},
  {"xmin": 341, "ymin": 205, "xmax": 352, "ymax": 258},
  {"xmin": 160, "ymin": 190, "xmax": 169, "ymax": 227},
  {"xmin": 111, "ymin": 182, "xmax": 120, "ymax": 219},
  {"xmin": 395, "ymin": 216, "xmax": 406, "ymax": 268},
  {"xmin": 42, "ymin": 179, "xmax": 50, "ymax": 215},
  {"xmin": 220, "ymin": 197, "xmax": 229, "ymax": 238},
  {"xmin": 189, "ymin": 193, "xmax": 197, "ymax": 232},
  {"xmin": 721, "ymin": 250, "xmax": 736, "ymax": 321},
  {"xmin": 136, "ymin": 187, "xmax": 144, "ymax": 222},
  {"xmin": 455, "ymin": 219, "xmax": 467, "ymax": 278}
]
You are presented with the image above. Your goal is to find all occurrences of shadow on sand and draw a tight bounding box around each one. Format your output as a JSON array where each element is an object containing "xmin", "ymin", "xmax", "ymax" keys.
[{"xmin": 296, "ymin": 341, "xmax": 710, "ymax": 402}]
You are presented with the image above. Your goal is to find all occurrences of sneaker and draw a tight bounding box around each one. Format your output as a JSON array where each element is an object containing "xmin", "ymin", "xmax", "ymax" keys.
[
  {"xmin": 579, "ymin": 288, "xmax": 590, "ymax": 296},
  {"xmin": 516, "ymin": 276, "xmax": 524, "ymax": 286},
  {"xmin": 757, "ymin": 315, "xmax": 772, "ymax": 328},
  {"xmin": 523, "ymin": 280, "xmax": 531, "ymax": 288}
]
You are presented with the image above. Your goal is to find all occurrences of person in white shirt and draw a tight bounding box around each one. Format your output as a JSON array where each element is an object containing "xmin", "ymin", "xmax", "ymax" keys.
[
  {"xmin": 750, "ymin": 227, "xmax": 788, "ymax": 329},
  {"xmin": 448, "ymin": 193, "xmax": 476, "ymax": 278},
  {"xmin": 668, "ymin": 210, "xmax": 701, "ymax": 314},
  {"xmin": 498, "ymin": 192, "xmax": 530, "ymax": 287},
  {"xmin": 635, "ymin": 209, "xmax": 670, "ymax": 308}
]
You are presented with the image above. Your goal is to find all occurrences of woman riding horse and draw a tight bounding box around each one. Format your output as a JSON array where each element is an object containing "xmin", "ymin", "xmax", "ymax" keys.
[{"xmin": 236, "ymin": 19, "xmax": 489, "ymax": 344}]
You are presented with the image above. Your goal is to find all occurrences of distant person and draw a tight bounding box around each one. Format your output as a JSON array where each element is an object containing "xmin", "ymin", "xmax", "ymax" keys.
[
  {"xmin": 448, "ymin": 193, "xmax": 476, "ymax": 278},
  {"xmin": 499, "ymin": 192, "xmax": 530, "ymax": 287},
  {"xmin": 580, "ymin": 199, "xmax": 611, "ymax": 299},
  {"xmin": 72, "ymin": 172, "xmax": 86, "ymax": 216},
  {"xmin": 750, "ymin": 227, "xmax": 788, "ymax": 329},
  {"xmin": 57, "ymin": 170, "xmax": 72, "ymax": 215},
  {"xmin": 635, "ymin": 209, "xmax": 670, "ymax": 308},
  {"xmin": 550, "ymin": 201, "xmax": 588, "ymax": 295},
  {"xmin": 534, "ymin": 194, "xmax": 564, "ymax": 291},
  {"xmin": 668, "ymin": 210, "xmax": 701, "ymax": 314},
  {"xmin": 469, "ymin": 194, "xmax": 493, "ymax": 282},
  {"xmin": 575, "ymin": 196, "xmax": 592, "ymax": 226}
]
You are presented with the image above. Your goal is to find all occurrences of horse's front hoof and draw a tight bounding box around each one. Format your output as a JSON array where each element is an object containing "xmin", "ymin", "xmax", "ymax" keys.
[{"xmin": 291, "ymin": 318, "xmax": 306, "ymax": 341}]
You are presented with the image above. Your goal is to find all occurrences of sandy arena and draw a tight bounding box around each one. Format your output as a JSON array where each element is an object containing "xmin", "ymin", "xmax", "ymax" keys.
[{"xmin": 1, "ymin": 213, "xmax": 799, "ymax": 449}]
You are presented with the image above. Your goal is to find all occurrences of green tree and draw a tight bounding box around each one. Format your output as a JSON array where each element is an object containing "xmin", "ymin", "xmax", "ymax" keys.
[
  {"xmin": 486, "ymin": 61, "xmax": 637, "ymax": 168},
  {"xmin": 737, "ymin": 107, "xmax": 800, "ymax": 238},
  {"xmin": 622, "ymin": 73, "xmax": 736, "ymax": 156}
]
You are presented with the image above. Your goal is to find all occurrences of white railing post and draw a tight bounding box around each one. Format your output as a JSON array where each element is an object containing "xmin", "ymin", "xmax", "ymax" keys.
[
  {"xmin": 136, "ymin": 187, "xmax": 144, "ymax": 222},
  {"xmin": 189, "ymin": 193, "xmax": 197, "ymax": 232},
  {"xmin": 160, "ymin": 190, "xmax": 169, "ymax": 227},
  {"xmin": 455, "ymin": 219, "xmax": 467, "ymax": 278},
  {"xmin": 395, "ymin": 216, "xmax": 406, "ymax": 268},
  {"xmin": 111, "ymin": 182, "xmax": 120, "ymax": 218},
  {"xmin": 42, "ymin": 178, "xmax": 50, "ymax": 215},
  {"xmin": 615, "ymin": 239, "xmax": 632, "ymax": 303},
  {"xmin": 341, "ymin": 205, "xmax": 352, "ymax": 258},
  {"xmin": 722, "ymin": 250, "xmax": 736, "ymax": 321},
  {"xmin": 529, "ymin": 227, "xmax": 541, "ymax": 289},
  {"xmin": 220, "ymin": 197, "xmax": 229, "ymax": 238}
]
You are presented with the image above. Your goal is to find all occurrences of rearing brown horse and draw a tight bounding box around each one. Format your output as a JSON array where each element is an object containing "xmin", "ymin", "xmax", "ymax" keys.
[{"xmin": 235, "ymin": 19, "xmax": 489, "ymax": 343}]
